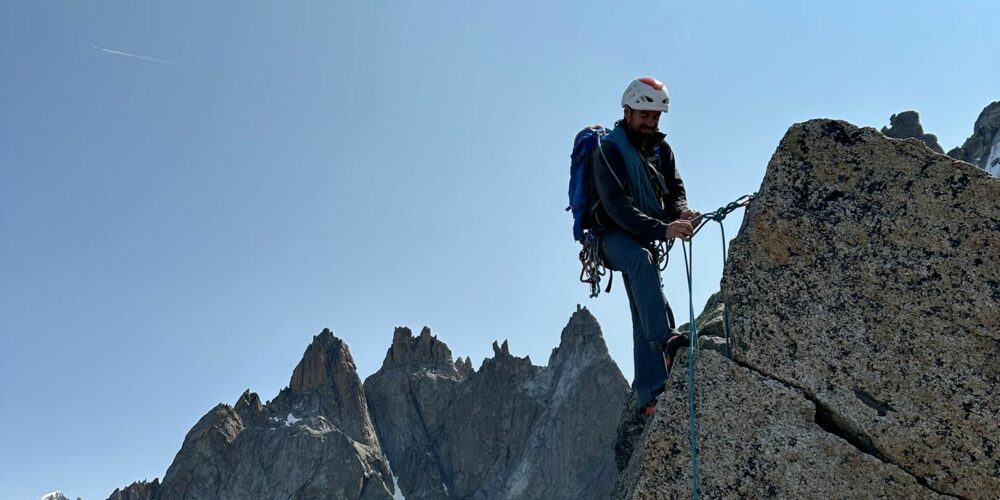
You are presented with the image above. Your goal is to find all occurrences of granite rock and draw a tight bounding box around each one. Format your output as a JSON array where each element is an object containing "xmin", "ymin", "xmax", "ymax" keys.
[
  {"xmin": 725, "ymin": 119, "xmax": 1000, "ymax": 497},
  {"xmin": 614, "ymin": 351, "xmax": 941, "ymax": 499},
  {"xmin": 677, "ymin": 291, "xmax": 731, "ymax": 355}
]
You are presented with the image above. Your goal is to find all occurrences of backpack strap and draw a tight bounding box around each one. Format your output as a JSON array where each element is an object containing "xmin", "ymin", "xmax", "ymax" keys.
[{"xmin": 596, "ymin": 136, "xmax": 628, "ymax": 191}]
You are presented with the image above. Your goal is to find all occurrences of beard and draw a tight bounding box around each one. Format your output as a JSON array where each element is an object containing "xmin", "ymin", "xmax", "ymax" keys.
[
  {"xmin": 635, "ymin": 125, "xmax": 657, "ymax": 136},
  {"xmin": 625, "ymin": 119, "xmax": 658, "ymax": 137},
  {"xmin": 624, "ymin": 122, "xmax": 659, "ymax": 148}
]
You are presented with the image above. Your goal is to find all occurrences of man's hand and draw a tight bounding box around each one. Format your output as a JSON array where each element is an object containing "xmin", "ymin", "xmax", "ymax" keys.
[
  {"xmin": 678, "ymin": 209, "xmax": 701, "ymax": 233},
  {"xmin": 665, "ymin": 219, "xmax": 693, "ymax": 241},
  {"xmin": 679, "ymin": 209, "xmax": 699, "ymax": 221}
]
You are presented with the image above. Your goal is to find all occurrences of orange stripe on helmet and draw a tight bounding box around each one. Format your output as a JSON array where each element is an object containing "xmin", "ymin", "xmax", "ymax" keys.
[{"xmin": 638, "ymin": 77, "xmax": 664, "ymax": 90}]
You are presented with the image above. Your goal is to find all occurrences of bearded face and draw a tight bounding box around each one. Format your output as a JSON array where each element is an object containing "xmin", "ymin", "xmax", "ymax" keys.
[{"xmin": 624, "ymin": 107, "xmax": 661, "ymax": 137}]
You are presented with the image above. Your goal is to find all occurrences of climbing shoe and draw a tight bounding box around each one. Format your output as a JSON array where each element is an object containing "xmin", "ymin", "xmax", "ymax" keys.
[
  {"xmin": 661, "ymin": 332, "xmax": 690, "ymax": 377},
  {"xmin": 639, "ymin": 400, "xmax": 657, "ymax": 417}
]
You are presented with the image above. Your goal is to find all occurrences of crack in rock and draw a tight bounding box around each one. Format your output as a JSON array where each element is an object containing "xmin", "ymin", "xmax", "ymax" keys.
[{"xmin": 730, "ymin": 357, "xmax": 962, "ymax": 499}]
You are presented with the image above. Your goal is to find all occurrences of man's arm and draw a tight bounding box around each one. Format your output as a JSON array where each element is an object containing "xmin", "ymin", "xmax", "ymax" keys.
[{"xmin": 591, "ymin": 143, "xmax": 669, "ymax": 244}]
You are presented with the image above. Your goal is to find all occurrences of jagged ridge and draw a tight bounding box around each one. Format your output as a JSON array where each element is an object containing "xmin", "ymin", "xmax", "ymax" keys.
[{"xmin": 364, "ymin": 305, "xmax": 630, "ymax": 500}]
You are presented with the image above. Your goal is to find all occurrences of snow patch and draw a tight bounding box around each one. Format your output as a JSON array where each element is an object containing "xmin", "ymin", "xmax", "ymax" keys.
[
  {"xmin": 40, "ymin": 491, "xmax": 70, "ymax": 500},
  {"xmin": 986, "ymin": 133, "xmax": 1000, "ymax": 176},
  {"xmin": 392, "ymin": 474, "xmax": 406, "ymax": 500},
  {"xmin": 269, "ymin": 414, "xmax": 303, "ymax": 426},
  {"xmin": 384, "ymin": 459, "xmax": 406, "ymax": 500}
]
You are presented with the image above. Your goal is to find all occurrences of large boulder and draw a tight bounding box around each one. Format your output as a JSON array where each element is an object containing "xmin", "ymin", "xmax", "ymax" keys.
[
  {"xmin": 724, "ymin": 119, "xmax": 1000, "ymax": 497},
  {"xmin": 107, "ymin": 330, "xmax": 396, "ymax": 500},
  {"xmin": 614, "ymin": 118, "xmax": 998, "ymax": 499},
  {"xmin": 948, "ymin": 101, "xmax": 1000, "ymax": 176}
]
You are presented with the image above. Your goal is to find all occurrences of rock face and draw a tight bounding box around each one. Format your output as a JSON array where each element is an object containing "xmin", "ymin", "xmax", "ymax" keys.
[
  {"xmin": 616, "ymin": 119, "xmax": 999, "ymax": 499},
  {"xmin": 725, "ymin": 119, "xmax": 999, "ymax": 497},
  {"xmin": 363, "ymin": 327, "xmax": 464, "ymax": 499},
  {"xmin": 948, "ymin": 101, "xmax": 1000, "ymax": 176},
  {"xmin": 364, "ymin": 306, "xmax": 630, "ymax": 500},
  {"xmin": 616, "ymin": 351, "xmax": 940, "ymax": 499},
  {"xmin": 881, "ymin": 110, "xmax": 944, "ymax": 153},
  {"xmin": 108, "ymin": 329, "xmax": 395, "ymax": 500},
  {"xmin": 676, "ymin": 291, "xmax": 730, "ymax": 355}
]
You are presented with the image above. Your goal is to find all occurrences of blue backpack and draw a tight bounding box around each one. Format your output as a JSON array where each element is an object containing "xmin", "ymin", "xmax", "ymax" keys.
[
  {"xmin": 567, "ymin": 125, "xmax": 608, "ymax": 242},
  {"xmin": 567, "ymin": 125, "xmax": 615, "ymax": 297}
]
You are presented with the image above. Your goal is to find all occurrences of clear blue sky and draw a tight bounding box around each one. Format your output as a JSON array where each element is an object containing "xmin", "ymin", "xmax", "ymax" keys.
[{"xmin": 2, "ymin": 1, "xmax": 997, "ymax": 499}]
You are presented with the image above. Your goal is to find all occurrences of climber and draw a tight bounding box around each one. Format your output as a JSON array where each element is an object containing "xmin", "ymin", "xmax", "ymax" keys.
[{"xmin": 588, "ymin": 77, "xmax": 698, "ymax": 417}]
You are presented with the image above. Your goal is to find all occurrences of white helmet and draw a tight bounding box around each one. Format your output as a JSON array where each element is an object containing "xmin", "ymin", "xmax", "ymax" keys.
[{"xmin": 621, "ymin": 77, "xmax": 670, "ymax": 112}]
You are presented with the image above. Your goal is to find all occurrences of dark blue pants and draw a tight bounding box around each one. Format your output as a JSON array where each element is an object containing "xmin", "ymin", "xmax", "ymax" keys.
[{"xmin": 601, "ymin": 231, "xmax": 676, "ymax": 409}]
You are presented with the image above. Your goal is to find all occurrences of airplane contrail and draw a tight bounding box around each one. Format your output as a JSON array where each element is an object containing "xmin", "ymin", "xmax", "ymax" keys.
[{"xmin": 92, "ymin": 46, "xmax": 183, "ymax": 66}]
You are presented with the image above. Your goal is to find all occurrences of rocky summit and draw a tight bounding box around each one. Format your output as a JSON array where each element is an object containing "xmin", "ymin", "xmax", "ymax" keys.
[
  {"xmin": 109, "ymin": 329, "xmax": 395, "ymax": 500},
  {"xmin": 364, "ymin": 306, "xmax": 630, "ymax": 500},
  {"xmin": 948, "ymin": 101, "xmax": 1000, "ymax": 176},
  {"xmin": 617, "ymin": 119, "xmax": 999, "ymax": 499}
]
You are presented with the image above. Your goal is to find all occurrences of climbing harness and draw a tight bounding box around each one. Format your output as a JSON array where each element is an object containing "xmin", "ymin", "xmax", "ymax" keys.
[{"xmin": 677, "ymin": 193, "xmax": 755, "ymax": 499}]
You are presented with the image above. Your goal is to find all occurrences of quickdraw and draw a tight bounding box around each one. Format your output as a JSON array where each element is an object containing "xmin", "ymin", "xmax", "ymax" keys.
[{"xmin": 578, "ymin": 231, "xmax": 610, "ymax": 298}]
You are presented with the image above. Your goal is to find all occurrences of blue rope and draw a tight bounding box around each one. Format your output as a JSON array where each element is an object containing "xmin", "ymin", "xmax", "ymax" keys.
[
  {"xmin": 691, "ymin": 194, "xmax": 753, "ymax": 358},
  {"xmin": 672, "ymin": 193, "xmax": 754, "ymax": 499},
  {"xmin": 681, "ymin": 239, "xmax": 700, "ymax": 499},
  {"xmin": 604, "ymin": 125, "xmax": 666, "ymax": 219}
]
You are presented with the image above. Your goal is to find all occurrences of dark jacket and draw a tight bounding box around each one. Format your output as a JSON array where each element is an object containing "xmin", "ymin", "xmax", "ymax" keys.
[{"xmin": 588, "ymin": 122, "xmax": 688, "ymax": 245}]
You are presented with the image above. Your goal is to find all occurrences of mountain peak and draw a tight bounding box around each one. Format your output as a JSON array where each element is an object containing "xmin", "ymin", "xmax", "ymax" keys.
[
  {"xmin": 455, "ymin": 356, "xmax": 474, "ymax": 378},
  {"xmin": 546, "ymin": 305, "xmax": 611, "ymax": 369},
  {"xmin": 288, "ymin": 329, "xmax": 355, "ymax": 392},
  {"xmin": 563, "ymin": 305, "xmax": 602, "ymax": 337},
  {"xmin": 491, "ymin": 339, "xmax": 510, "ymax": 357},
  {"xmin": 383, "ymin": 325, "xmax": 455, "ymax": 370}
]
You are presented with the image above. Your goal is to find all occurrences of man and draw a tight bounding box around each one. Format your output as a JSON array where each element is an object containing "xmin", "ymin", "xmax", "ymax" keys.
[{"xmin": 588, "ymin": 77, "xmax": 697, "ymax": 416}]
